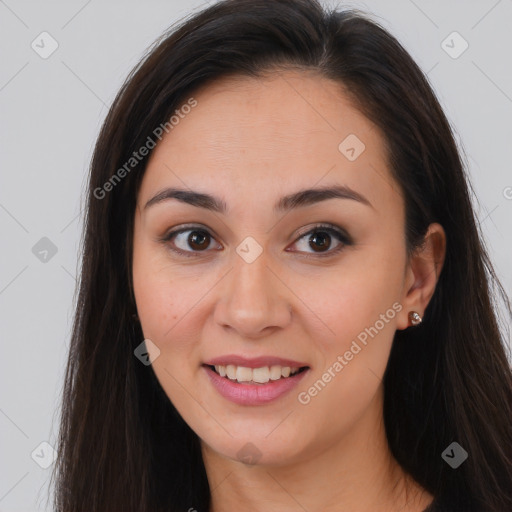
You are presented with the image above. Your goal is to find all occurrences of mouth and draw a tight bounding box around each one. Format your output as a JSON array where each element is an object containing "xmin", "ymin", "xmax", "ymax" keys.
[
  {"xmin": 202, "ymin": 362, "xmax": 311, "ymax": 405},
  {"xmin": 204, "ymin": 363, "xmax": 309, "ymax": 385}
]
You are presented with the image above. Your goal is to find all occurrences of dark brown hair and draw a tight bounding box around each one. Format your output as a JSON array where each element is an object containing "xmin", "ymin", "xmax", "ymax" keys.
[{"xmin": 51, "ymin": 0, "xmax": 512, "ymax": 510}]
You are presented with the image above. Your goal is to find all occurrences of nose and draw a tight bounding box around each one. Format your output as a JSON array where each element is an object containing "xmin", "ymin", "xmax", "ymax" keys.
[{"xmin": 213, "ymin": 248, "xmax": 293, "ymax": 339}]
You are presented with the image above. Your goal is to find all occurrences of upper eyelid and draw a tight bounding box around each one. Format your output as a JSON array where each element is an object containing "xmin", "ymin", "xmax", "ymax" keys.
[
  {"xmin": 162, "ymin": 224, "xmax": 219, "ymax": 243},
  {"xmin": 294, "ymin": 223, "xmax": 349, "ymax": 240}
]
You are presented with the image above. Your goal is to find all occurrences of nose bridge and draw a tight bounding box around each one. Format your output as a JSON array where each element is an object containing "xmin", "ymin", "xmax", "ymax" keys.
[{"xmin": 214, "ymin": 240, "xmax": 291, "ymax": 335}]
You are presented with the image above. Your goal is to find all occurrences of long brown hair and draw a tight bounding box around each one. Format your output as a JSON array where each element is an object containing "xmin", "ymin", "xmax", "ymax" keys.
[{"xmin": 51, "ymin": 1, "xmax": 512, "ymax": 510}]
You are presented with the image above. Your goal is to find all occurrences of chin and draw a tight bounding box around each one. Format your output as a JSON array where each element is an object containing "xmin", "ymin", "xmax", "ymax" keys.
[{"xmin": 201, "ymin": 432, "xmax": 309, "ymax": 468}]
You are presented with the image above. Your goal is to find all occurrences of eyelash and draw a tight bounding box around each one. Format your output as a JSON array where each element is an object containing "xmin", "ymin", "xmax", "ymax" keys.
[{"xmin": 159, "ymin": 223, "xmax": 352, "ymax": 259}]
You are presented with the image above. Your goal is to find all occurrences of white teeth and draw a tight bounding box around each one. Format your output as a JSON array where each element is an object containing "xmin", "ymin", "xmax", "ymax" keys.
[
  {"xmin": 212, "ymin": 364, "xmax": 303, "ymax": 383},
  {"xmin": 226, "ymin": 364, "xmax": 236, "ymax": 380},
  {"xmin": 269, "ymin": 365, "xmax": 282, "ymax": 380},
  {"xmin": 235, "ymin": 366, "xmax": 253, "ymax": 382},
  {"xmin": 252, "ymin": 367, "xmax": 270, "ymax": 383}
]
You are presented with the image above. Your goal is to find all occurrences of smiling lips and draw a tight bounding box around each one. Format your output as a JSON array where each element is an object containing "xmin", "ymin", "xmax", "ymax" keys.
[{"xmin": 202, "ymin": 354, "xmax": 310, "ymax": 405}]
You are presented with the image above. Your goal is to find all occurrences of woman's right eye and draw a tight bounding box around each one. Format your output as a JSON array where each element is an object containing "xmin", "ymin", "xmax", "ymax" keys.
[{"xmin": 162, "ymin": 227, "xmax": 220, "ymax": 258}]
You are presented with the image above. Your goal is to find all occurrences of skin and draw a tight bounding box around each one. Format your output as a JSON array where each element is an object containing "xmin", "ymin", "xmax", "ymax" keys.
[{"xmin": 132, "ymin": 69, "xmax": 446, "ymax": 512}]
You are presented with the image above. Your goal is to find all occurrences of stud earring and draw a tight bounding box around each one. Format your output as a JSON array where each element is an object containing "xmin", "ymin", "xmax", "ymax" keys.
[{"xmin": 409, "ymin": 311, "xmax": 422, "ymax": 326}]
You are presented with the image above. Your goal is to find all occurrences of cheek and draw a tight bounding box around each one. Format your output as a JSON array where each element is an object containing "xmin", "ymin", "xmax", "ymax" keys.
[
  {"xmin": 307, "ymin": 245, "xmax": 404, "ymax": 356},
  {"xmin": 133, "ymin": 271, "xmax": 204, "ymax": 357},
  {"xmin": 133, "ymin": 255, "xmax": 173, "ymax": 340},
  {"xmin": 132, "ymin": 238, "xmax": 217, "ymax": 363},
  {"xmin": 296, "ymin": 264, "xmax": 402, "ymax": 436},
  {"xmin": 132, "ymin": 237, "xmax": 185, "ymax": 343}
]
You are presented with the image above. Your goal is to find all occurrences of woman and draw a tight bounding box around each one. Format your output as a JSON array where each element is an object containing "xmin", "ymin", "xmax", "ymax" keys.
[{"xmin": 51, "ymin": 0, "xmax": 512, "ymax": 510}]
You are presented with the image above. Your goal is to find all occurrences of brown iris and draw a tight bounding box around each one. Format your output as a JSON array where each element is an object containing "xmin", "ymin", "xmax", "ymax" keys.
[
  {"xmin": 187, "ymin": 230, "xmax": 210, "ymax": 251},
  {"xmin": 308, "ymin": 231, "xmax": 331, "ymax": 252}
]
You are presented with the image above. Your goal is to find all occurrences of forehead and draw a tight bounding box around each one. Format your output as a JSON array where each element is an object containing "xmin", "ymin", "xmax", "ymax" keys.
[{"xmin": 139, "ymin": 70, "xmax": 399, "ymax": 215}]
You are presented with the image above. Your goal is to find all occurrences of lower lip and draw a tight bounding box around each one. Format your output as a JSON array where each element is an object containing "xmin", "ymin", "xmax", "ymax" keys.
[{"xmin": 203, "ymin": 365, "xmax": 309, "ymax": 406}]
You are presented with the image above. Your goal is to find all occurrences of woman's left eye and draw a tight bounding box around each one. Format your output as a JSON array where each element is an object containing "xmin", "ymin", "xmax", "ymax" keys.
[
  {"xmin": 289, "ymin": 224, "xmax": 352, "ymax": 258},
  {"xmin": 160, "ymin": 223, "xmax": 351, "ymax": 259}
]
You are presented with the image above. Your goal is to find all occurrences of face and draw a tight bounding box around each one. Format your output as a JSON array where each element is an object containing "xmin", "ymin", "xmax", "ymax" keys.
[{"xmin": 132, "ymin": 70, "xmax": 413, "ymax": 466}]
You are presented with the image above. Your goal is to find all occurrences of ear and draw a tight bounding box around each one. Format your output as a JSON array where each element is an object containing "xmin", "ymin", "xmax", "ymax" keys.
[{"xmin": 396, "ymin": 222, "xmax": 446, "ymax": 330}]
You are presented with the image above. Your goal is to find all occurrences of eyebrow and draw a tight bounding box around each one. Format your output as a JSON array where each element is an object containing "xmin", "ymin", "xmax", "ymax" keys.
[{"xmin": 144, "ymin": 185, "xmax": 374, "ymax": 213}]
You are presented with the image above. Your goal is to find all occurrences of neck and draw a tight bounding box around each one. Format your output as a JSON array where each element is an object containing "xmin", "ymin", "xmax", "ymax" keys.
[{"xmin": 202, "ymin": 389, "xmax": 434, "ymax": 512}]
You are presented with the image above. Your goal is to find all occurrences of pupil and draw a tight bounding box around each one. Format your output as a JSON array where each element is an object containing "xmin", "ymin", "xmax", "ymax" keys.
[{"xmin": 309, "ymin": 232, "xmax": 330, "ymax": 252}]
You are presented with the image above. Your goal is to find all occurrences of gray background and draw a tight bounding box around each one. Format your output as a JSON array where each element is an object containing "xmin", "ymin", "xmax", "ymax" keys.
[{"xmin": 1, "ymin": 0, "xmax": 511, "ymax": 510}]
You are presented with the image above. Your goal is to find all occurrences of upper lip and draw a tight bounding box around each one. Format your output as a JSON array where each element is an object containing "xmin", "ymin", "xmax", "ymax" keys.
[{"xmin": 203, "ymin": 355, "xmax": 309, "ymax": 369}]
